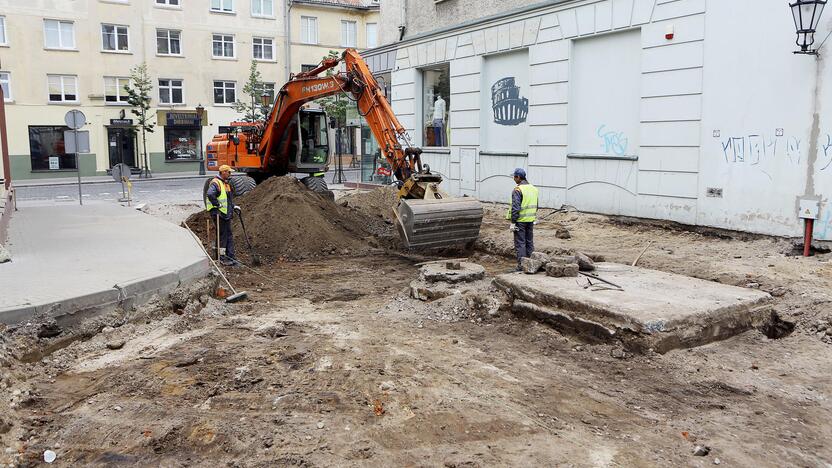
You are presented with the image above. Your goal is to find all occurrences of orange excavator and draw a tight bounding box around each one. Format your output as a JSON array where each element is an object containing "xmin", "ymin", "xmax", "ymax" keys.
[{"xmin": 205, "ymin": 49, "xmax": 482, "ymax": 250}]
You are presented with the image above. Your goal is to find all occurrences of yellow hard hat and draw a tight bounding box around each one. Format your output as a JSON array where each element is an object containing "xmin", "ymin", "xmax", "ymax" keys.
[{"xmin": 218, "ymin": 165, "xmax": 232, "ymax": 173}]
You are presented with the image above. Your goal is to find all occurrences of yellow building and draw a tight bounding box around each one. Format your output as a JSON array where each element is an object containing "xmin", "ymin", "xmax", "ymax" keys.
[
  {"xmin": 287, "ymin": 0, "xmax": 380, "ymax": 74},
  {"xmin": 0, "ymin": 0, "xmax": 284, "ymax": 180}
]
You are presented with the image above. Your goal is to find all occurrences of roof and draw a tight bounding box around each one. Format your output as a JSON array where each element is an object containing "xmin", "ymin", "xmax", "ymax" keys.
[{"xmin": 291, "ymin": 0, "xmax": 379, "ymax": 10}]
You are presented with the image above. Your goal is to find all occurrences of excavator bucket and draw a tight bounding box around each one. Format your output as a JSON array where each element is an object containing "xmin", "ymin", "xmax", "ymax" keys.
[{"xmin": 395, "ymin": 197, "xmax": 483, "ymax": 250}]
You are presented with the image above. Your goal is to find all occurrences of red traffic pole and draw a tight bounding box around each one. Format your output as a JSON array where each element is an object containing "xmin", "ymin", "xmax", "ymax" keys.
[{"xmin": 803, "ymin": 218, "xmax": 814, "ymax": 257}]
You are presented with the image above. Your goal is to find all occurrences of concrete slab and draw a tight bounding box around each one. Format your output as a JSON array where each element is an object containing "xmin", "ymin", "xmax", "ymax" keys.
[
  {"xmin": 0, "ymin": 201, "xmax": 211, "ymax": 325},
  {"xmin": 495, "ymin": 263, "xmax": 773, "ymax": 352}
]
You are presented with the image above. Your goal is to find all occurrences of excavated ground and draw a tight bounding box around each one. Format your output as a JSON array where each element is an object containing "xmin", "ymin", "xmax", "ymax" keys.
[{"xmin": 2, "ymin": 188, "xmax": 831, "ymax": 467}]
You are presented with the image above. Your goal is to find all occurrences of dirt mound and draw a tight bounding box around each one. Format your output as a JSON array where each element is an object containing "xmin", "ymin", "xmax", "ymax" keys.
[
  {"xmin": 186, "ymin": 176, "xmax": 378, "ymax": 261},
  {"xmin": 337, "ymin": 186, "xmax": 400, "ymax": 240}
]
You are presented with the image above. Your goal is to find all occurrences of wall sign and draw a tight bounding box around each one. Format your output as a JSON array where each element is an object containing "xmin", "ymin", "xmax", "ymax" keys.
[
  {"xmin": 491, "ymin": 77, "xmax": 528, "ymax": 126},
  {"xmin": 110, "ymin": 119, "xmax": 134, "ymax": 126},
  {"xmin": 49, "ymin": 156, "xmax": 60, "ymax": 170}
]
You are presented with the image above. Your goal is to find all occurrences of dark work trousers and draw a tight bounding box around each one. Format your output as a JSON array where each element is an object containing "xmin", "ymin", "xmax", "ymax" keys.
[
  {"xmin": 211, "ymin": 210, "xmax": 236, "ymax": 260},
  {"xmin": 513, "ymin": 221, "xmax": 534, "ymax": 267}
]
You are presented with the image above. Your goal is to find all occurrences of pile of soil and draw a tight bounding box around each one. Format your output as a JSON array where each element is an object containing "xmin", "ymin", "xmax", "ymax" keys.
[
  {"xmin": 337, "ymin": 186, "xmax": 400, "ymax": 240},
  {"xmin": 186, "ymin": 176, "xmax": 378, "ymax": 261}
]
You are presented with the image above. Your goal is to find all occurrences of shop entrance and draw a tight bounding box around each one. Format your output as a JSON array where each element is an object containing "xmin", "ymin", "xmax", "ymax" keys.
[{"xmin": 107, "ymin": 126, "xmax": 137, "ymax": 169}]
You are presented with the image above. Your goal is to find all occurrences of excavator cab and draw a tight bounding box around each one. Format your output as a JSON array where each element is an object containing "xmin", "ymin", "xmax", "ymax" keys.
[{"xmin": 292, "ymin": 110, "xmax": 331, "ymax": 169}]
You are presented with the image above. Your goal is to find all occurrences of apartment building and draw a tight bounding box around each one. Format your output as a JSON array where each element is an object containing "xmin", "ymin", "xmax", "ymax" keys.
[
  {"xmin": 288, "ymin": 0, "xmax": 380, "ymax": 74},
  {"xmin": 0, "ymin": 0, "xmax": 284, "ymax": 180},
  {"xmin": 358, "ymin": 0, "xmax": 832, "ymax": 243}
]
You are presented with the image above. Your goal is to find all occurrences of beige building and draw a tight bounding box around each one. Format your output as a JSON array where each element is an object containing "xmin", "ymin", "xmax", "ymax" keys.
[
  {"xmin": 0, "ymin": 0, "xmax": 284, "ymax": 180},
  {"xmin": 287, "ymin": 0, "xmax": 379, "ymax": 74}
]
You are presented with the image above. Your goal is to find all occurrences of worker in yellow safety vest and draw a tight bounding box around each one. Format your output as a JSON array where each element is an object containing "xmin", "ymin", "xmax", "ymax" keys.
[
  {"xmin": 506, "ymin": 168, "xmax": 539, "ymax": 270},
  {"xmin": 205, "ymin": 165, "xmax": 240, "ymax": 266}
]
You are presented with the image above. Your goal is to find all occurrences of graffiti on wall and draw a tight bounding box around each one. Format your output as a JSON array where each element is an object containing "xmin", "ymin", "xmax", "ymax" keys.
[
  {"xmin": 597, "ymin": 125, "xmax": 629, "ymax": 156},
  {"xmin": 821, "ymin": 134, "xmax": 832, "ymax": 171},
  {"xmin": 491, "ymin": 77, "xmax": 529, "ymax": 126},
  {"xmin": 719, "ymin": 131, "xmax": 832, "ymax": 176}
]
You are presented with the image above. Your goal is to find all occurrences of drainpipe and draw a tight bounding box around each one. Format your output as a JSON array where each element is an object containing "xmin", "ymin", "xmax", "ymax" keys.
[
  {"xmin": 0, "ymin": 86, "xmax": 10, "ymax": 191},
  {"xmin": 285, "ymin": 0, "xmax": 293, "ymax": 79}
]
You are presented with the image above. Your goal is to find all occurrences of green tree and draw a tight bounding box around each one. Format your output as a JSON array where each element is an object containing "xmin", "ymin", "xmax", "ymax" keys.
[
  {"xmin": 318, "ymin": 50, "xmax": 348, "ymax": 126},
  {"xmin": 125, "ymin": 62, "xmax": 155, "ymax": 178},
  {"xmin": 233, "ymin": 61, "xmax": 271, "ymax": 122}
]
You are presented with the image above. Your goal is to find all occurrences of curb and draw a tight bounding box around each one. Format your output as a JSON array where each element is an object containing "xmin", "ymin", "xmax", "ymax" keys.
[{"xmin": 0, "ymin": 257, "xmax": 211, "ymax": 326}]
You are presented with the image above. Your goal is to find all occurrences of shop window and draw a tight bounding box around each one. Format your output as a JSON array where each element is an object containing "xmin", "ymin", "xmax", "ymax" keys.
[
  {"xmin": 253, "ymin": 37, "xmax": 274, "ymax": 61},
  {"xmin": 157, "ymin": 29, "xmax": 181, "ymax": 55},
  {"xmin": 101, "ymin": 24, "xmax": 129, "ymax": 52},
  {"xmin": 44, "ymin": 20, "xmax": 75, "ymax": 49},
  {"xmin": 0, "ymin": 72, "xmax": 11, "ymax": 102},
  {"xmin": 47, "ymin": 74, "xmax": 78, "ymax": 103},
  {"xmin": 104, "ymin": 76, "xmax": 129, "ymax": 104},
  {"xmin": 251, "ymin": 0, "xmax": 274, "ymax": 17},
  {"xmin": 29, "ymin": 126, "xmax": 76, "ymax": 170},
  {"xmin": 341, "ymin": 21, "xmax": 357, "ymax": 47},
  {"xmin": 164, "ymin": 127, "xmax": 200, "ymax": 161},
  {"xmin": 301, "ymin": 16, "xmax": 318, "ymax": 44},
  {"xmin": 159, "ymin": 79, "xmax": 184, "ymax": 105},
  {"xmin": 212, "ymin": 34, "xmax": 235, "ymax": 58},
  {"xmin": 210, "ymin": 0, "xmax": 234, "ymax": 13},
  {"xmin": 213, "ymin": 80, "xmax": 236, "ymax": 105},
  {"xmin": 421, "ymin": 64, "xmax": 450, "ymax": 147}
]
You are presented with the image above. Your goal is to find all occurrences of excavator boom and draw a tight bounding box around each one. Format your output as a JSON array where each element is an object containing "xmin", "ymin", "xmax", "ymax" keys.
[{"xmin": 257, "ymin": 49, "xmax": 483, "ymax": 250}]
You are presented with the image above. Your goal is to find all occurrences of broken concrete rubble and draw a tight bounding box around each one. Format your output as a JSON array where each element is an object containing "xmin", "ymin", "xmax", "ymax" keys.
[
  {"xmin": 545, "ymin": 262, "xmax": 579, "ymax": 278},
  {"xmin": 520, "ymin": 256, "xmax": 545, "ymax": 274},
  {"xmin": 496, "ymin": 263, "xmax": 773, "ymax": 352},
  {"xmin": 411, "ymin": 262, "xmax": 489, "ymax": 300}
]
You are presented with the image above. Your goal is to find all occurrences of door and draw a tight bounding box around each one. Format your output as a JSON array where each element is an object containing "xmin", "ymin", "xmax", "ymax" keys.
[{"xmin": 107, "ymin": 127, "xmax": 137, "ymax": 168}]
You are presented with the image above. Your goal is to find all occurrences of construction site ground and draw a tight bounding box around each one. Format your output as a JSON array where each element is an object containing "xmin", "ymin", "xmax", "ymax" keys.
[{"xmin": 2, "ymin": 183, "xmax": 831, "ymax": 467}]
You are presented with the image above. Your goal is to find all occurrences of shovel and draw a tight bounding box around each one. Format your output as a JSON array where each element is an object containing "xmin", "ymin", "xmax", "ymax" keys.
[{"xmin": 235, "ymin": 207, "xmax": 261, "ymax": 266}]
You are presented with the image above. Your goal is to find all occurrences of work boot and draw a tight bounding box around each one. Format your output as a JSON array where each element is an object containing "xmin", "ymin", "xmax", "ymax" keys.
[{"xmin": 220, "ymin": 256, "xmax": 239, "ymax": 267}]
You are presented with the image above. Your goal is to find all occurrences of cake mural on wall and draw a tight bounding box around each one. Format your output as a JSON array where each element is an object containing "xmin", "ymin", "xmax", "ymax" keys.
[{"xmin": 491, "ymin": 77, "xmax": 529, "ymax": 126}]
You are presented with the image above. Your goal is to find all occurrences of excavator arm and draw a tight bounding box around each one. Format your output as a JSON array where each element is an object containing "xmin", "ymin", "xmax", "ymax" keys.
[{"xmin": 257, "ymin": 49, "xmax": 483, "ymax": 250}]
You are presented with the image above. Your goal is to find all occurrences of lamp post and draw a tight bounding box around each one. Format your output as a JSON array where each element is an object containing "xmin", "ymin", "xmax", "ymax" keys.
[
  {"xmin": 790, "ymin": 0, "xmax": 827, "ymax": 54},
  {"xmin": 196, "ymin": 103, "xmax": 205, "ymax": 176}
]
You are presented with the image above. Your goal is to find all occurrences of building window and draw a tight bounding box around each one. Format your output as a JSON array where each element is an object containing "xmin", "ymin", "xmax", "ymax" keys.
[
  {"xmin": 253, "ymin": 37, "xmax": 274, "ymax": 61},
  {"xmin": 301, "ymin": 16, "xmax": 318, "ymax": 45},
  {"xmin": 212, "ymin": 34, "xmax": 235, "ymax": 58},
  {"xmin": 421, "ymin": 64, "xmax": 450, "ymax": 147},
  {"xmin": 47, "ymin": 75, "xmax": 78, "ymax": 103},
  {"xmin": 213, "ymin": 80, "xmax": 236, "ymax": 105},
  {"xmin": 156, "ymin": 29, "xmax": 181, "ymax": 55},
  {"xmin": 0, "ymin": 72, "xmax": 10, "ymax": 101},
  {"xmin": 341, "ymin": 20, "xmax": 357, "ymax": 47},
  {"xmin": 101, "ymin": 24, "xmax": 129, "ymax": 52},
  {"xmin": 301, "ymin": 64, "xmax": 316, "ymax": 73},
  {"xmin": 104, "ymin": 76, "xmax": 130, "ymax": 104},
  {"xmin": 251, "ymin": 0, "xmax": 274, "ymax": 17},
  {"xmin": 44, "ymin": 20, "xmax": 75, "ymax": 49},
  {"xmin": 0, "ymin": 16, "xmax": 7, "ymax": 46},
  {"xmin": 366, "ymin": 23, "xmax": 377, "ymax": 48},
  {"xmin": 29, "ymin": 126, "xmax": 76, "ymax": 170},
  {"xmin": 159, "ymin": 79, "xmax": 184, "ymax": 105},
  {"xmin": 156, "ymin": 0, "xmax": 180, "ymax": 5},
  {"xmin": 210, "ymin": 0, "xmax": 234, "ymax": 13}
]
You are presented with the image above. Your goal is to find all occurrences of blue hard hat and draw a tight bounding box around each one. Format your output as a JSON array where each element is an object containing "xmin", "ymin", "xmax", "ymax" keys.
[{"xmin": 511, "ymin": 168, "xmax": 526, "ymax": 178}]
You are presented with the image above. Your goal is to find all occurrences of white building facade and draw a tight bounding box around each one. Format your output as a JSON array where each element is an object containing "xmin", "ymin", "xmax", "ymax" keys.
[{"xmin": 361, "ymin": 0, "xmax": 832, "ymax": 241}]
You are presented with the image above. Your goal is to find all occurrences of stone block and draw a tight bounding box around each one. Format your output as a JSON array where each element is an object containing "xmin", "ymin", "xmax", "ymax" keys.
[
  {"xmin": 575, "ymin": 251, "xmax": 595, "ymax": 271},
  {"xmin": 520, "ymin": 256, "xmax": 544, "ymax": 274},
  {"xmin": 530, "ymin": 251, "xmax": 550, "ymax": 263},
  {"xmin": 545, "ymin": 262, "xmax": 579, "ymax": 277},
  {"xmin": 548, "ymin": 254, "xmax": 576, "ymax": 265},
  {"xmin": 420, "ymin": 261, "xmax": 485, "ymax": 283}
]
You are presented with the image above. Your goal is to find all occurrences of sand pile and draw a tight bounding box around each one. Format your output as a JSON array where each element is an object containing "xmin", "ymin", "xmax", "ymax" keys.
[{"xmin": 187, "ymin": 176, "xmax": 378, "ymax": 261}]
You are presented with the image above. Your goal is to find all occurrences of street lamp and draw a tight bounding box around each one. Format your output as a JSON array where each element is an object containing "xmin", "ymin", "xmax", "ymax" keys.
[
  {"xmin": 790, "ymin": 0, "xmax": 827, "ymax": 54},
  {"xmin": 196, "ymin": 103, "xmax": 205, "ymax": 176}
]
